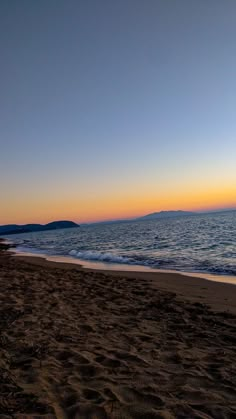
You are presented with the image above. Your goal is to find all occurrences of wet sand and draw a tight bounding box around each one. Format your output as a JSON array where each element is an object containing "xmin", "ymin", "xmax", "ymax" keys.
[{"xmin": 1, "ymin": 242, "xmax": 236, "ymax": 418}]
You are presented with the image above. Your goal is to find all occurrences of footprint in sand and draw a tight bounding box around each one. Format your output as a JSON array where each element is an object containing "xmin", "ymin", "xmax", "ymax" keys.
[
  {"xmin": 95, "ymin": 354, "xmax": 122, "ymax": 368},
  {"xmin": 83, "ymin": 388, "xmax": 104, "ymax": 404}
]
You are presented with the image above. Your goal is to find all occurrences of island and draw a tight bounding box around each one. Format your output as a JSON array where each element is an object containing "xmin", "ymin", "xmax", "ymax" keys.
[
  {"xmin": 0, "ymin": 220, "xmax": 79, "ymax": 235},
  {"xmin": 136, "ymin": 210, "xmax": 196, "ymax": 221}
]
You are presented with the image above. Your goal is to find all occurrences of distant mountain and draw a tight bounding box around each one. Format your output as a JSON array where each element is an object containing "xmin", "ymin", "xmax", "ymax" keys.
[
  {"xmin": 136, "ymin": 210, "xmax": 196, "ymax": 221},
  {"xmin": 0, "ymin": 220, "xmax": 79, "ymax": 236}
]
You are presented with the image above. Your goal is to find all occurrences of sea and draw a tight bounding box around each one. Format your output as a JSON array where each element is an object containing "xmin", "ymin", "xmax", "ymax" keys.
[{"xmin": 3, "ymin": 210, "xmax": 236, "ymax": 283}]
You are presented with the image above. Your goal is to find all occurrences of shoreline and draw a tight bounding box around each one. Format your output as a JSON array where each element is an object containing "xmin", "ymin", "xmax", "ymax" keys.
[
  {"xmin": 14, "ymin": 251, "xmax": 236, "ymax": 314},
  {"xmin": 12, "ymin": 246, "xmax": 236, "ymax": 285},
  {"xmin": 3, "ymin": 239, "xmax": 236, "ymax": 312}
]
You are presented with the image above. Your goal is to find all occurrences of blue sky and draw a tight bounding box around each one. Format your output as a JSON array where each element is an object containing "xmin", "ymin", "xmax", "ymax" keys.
[{"xmin": 0, "ymin": 0, "xmax": 236, "ymax": 223}]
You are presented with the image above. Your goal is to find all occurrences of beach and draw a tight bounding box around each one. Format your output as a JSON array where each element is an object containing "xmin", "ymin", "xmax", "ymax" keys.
[{"xmin": 1, "ymin": 242, "xmax": 236, "ymax": 418}]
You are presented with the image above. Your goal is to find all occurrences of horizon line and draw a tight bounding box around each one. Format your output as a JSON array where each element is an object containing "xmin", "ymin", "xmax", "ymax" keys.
[{"xmin": 1, "ymin": 206, "xmax": 236, "ymax": 227}]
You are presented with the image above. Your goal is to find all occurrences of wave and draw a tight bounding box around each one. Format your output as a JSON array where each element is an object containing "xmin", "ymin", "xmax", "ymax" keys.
[
  {"xmin": 11, "ymin": 241, "xmax": 236, "ymax": 278},
  {"xmin": 68, "ymin": 249, "xmax": 236, "ymax": 277},
  {"xmin": 68, "ymin": 250, "xmax": 132, "ymax": 264}
]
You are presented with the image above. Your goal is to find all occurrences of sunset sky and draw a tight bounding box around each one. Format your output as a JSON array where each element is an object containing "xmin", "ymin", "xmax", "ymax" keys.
[{"xmin": 1, "ymin": 0, "xmax": 236, "ymax": 224}]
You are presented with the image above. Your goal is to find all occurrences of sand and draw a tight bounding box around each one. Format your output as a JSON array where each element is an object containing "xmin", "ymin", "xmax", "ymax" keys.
[{"xmin": 0, "ymin": 242, "xmax": 236, "ymax": 418}]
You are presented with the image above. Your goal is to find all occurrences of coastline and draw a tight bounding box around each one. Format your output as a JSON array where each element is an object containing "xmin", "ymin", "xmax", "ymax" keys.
[
  {"xmin": 1, "ymin": 240, "xmax": 236, "ymax": 417},
  {"xmin": 3, "ymin": 238, "xmax": 236, "ymax": 312},
  {"xmin": 11, "ymin": 243, "xmax": 236, "ymax": 284},
  {"xmin": 15, "ymin": 252, "xmax": 236, "ymax": 314}
]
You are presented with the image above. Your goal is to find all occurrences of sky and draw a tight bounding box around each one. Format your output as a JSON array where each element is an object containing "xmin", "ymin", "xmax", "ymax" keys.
[{"xmin": 0, "ymin": 0, "xmax": 236, "ymax": 224}]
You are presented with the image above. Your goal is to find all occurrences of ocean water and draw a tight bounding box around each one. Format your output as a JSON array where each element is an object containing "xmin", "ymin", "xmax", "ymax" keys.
[{"xmin": 4, "ymin": 211, "xmax": 236, "ymax": 278}]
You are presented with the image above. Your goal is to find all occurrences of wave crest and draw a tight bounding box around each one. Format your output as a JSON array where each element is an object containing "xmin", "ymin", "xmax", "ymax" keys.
[{"xmin": 69, "ymin": 250, "xmax": 131, "ymax": 264}]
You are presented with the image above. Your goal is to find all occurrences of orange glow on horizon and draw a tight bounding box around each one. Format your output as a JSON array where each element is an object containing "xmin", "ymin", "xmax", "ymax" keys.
[{"xmin": 1, "ymin": 181, "xmax": 236, "ymax": 225}]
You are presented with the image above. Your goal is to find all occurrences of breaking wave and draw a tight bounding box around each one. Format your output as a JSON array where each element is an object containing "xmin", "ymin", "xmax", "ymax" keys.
[{"xmin": 69, "ymin": 250, "xmax": 131, "ymax": 264}]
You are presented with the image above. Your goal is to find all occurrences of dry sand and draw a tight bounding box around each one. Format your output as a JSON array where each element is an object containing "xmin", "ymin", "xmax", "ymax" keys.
[{"xmin": 0, "ymin": 242, "xmax": 236, "ymax": 418}]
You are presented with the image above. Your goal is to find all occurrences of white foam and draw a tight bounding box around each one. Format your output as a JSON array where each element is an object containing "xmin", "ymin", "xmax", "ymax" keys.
[{"xmin": 68, "ymin": 250, "xmax": 130, "ymax": 264}]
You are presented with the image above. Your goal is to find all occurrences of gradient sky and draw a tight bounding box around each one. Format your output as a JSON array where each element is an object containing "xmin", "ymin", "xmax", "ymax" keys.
[{"xmin": 1, "ymin": 0, "xmax": 236, "ymax": 224}]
